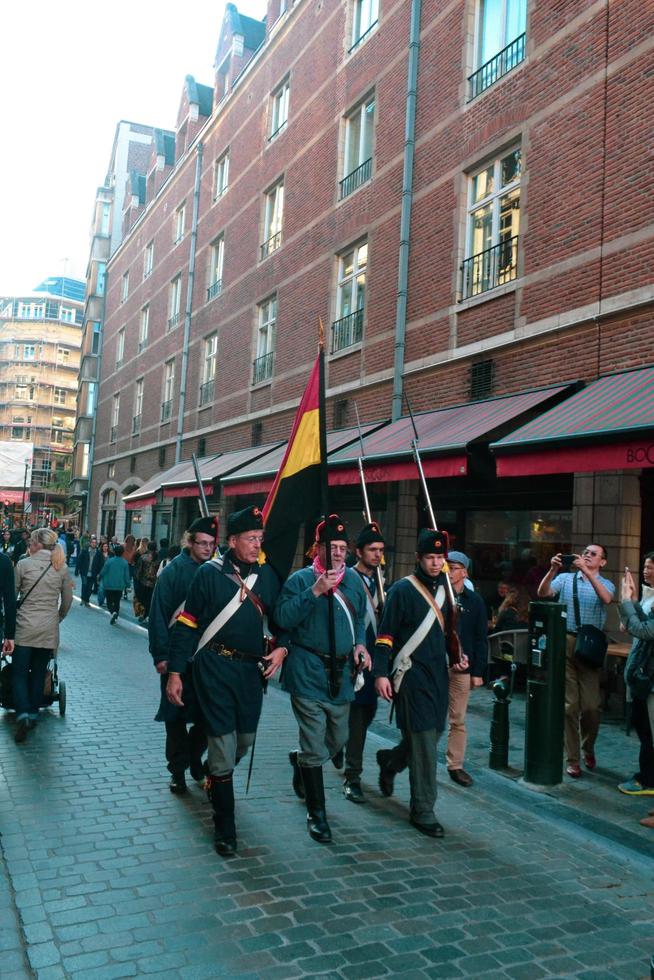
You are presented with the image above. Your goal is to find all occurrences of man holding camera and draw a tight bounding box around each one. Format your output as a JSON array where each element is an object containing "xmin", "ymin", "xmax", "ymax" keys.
[{"xmin": 537, "ymin": 545, "xmax": 614, "ymax": 778}]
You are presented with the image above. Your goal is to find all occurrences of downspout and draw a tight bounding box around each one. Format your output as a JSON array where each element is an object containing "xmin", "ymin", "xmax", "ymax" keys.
[
  {"xmin": 176, "ymin": 140, "xmax": 203, "ymax": 464},
  {"xmin": 391, "ymin": 0, "xmax": 422, "ymax": 421},
  {"xmin": 86, "ymin": 295, "xmax": 105, "ymax": 534}
]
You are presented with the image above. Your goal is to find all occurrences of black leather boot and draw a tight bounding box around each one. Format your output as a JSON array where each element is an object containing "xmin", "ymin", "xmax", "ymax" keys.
[
  {"xmin": 300, "ymin": 765, "xmax": 332, "ymax": 843},
  {"xmin": 289, "ymin": 750, "xmax": 305, "ymax": 800},
  {"xmin": 208, "ymin": 773, "xmax": 237, "ymax": 856}
]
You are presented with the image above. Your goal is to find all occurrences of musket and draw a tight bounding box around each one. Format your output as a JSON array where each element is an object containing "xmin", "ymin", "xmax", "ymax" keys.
[
  {"xmin": 191, "ymin": 453, "xmax": 210, "ymax": 519},
  {"xmin": 404, "ymin": 392, "xmax": 462, "ymax": 667},
  {"xmin": 354, "ymin": 404, "xmax": 386, "ymax": 607}
]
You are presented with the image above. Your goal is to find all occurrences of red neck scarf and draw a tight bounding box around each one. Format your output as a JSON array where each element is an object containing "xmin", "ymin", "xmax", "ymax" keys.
[{"xmin": 312, "ymin": 554, "xmax": 346, "ymax": 590}]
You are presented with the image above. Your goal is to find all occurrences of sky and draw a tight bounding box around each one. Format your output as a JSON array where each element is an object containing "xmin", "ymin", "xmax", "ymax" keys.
[{"xmin": 0, "ymin": 0, "xmax": 267, "ymax": 295}]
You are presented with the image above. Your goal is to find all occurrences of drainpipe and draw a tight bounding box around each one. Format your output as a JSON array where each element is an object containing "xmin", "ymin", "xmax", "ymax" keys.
[
  {"xmin": 86, "ymin": 297, "xmax": 105, "ymax": 534},
  {"xmin": 391, "ymin": 0, "xmax": 422, "ymax": 421},
  {"xmin": 176, "ymin": 141, "xmax": 203, "ymax": 464}
]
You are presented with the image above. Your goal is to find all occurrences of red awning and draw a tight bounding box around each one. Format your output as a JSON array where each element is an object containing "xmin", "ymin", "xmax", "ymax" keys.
[
  {"xmin": 0, "ymin": 489, "xmax": 28, "ymax": 505},
  {"xmin": 163, "ymin": 484, "xmax": 214, "ymax": 499},
  {"xmin": 125, "ymin": 495, "xmax": 156, "ymax": 510},
  {"xmin": 328, "ymin": 455, "xmax": 468, "ymax": 485}
]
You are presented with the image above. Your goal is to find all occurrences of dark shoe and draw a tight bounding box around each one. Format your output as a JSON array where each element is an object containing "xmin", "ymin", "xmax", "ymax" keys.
[
  {"xmin": 300, "ymin": 766, "xmax": 332, "ymax": 843},
  {"xmin": 343, "ymin": 780, "xmax": 365, "ymax": 804},
  {"xmin": 209, "ymin": 773, "xmax": 237, "ymax": 857},
  {"xmin": 110, "ymin": 612, "xmax": 118, "ymax": 625},
  {"xmin": 189, "ymin": 756, "xmax": 206, "ymax": 784},
  {"xmin": 214, "ymin": 837, "xmax": 237, "ymax": 857},
  {"xmin": 331, "ymin": 748, "xmax": 344, "ymax": 770},
  {"xmin": 410, "ymin": 816, "xmax": 445, "ymax": 838},
  {"xmin": 14, "ymin": 719, "xmax": 30, "ymax": 743},
  {"xmin": 584, "ymin": 753, "xmax": 597, "ymax": 771},
  {"xmin": 169, "ymin": 774, "xmax": 188, "ymax": 794},
  {"xmin": 448, "ymin": 768, "xmax": 473, "ymax": 787},
  {"xmin": 289, "ymin": 750, "xmax": 305, "ymax": 800},
  {"xmin": 376, "ymin": 749, "xmax": 395, "ymax": 797}
]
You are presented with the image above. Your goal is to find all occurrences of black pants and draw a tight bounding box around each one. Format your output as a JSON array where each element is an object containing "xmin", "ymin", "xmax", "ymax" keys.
[
  {"xmin": 344, "ymin": 702, "xmax": 377, "ymax": 781},
  {"xmin": 165, "ymin": 717, "xmax": 207, "ymax": 776},
  {"xmin": 632, "ymin": 697, "xmax": 654, "ymax": 788},
  {"xmin": 81, "ymin": 576, "xmax": 95, "ymax": 603},
  {"xmin": 105, "ymin": 590, "xmax": 122, "ymax": 615}
]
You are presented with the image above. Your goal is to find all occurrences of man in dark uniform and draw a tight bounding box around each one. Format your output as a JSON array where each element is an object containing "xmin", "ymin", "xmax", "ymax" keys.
[
  {"xmin": 275, "ymin": 514, "xmax": 370, "ymax": 844},
  {"xmin": 148, "ymin": 516, "xmax": 216, "ymax": 794},
  {"xmin": 342, "ymin": 521, "xmax": 385, "ymax": 803},
  {"xmin": 374, "ymin": 529, "xmax": 468, "ymax": 838},
  {"xmin": 166, "ymin": 506, "xmax": 286, "ymax": 856}
]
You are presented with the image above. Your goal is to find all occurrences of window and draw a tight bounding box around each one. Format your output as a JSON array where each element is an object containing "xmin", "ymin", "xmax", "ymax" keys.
[
  {"xmin": 15, "ymin": 384, "xmax": 35, "ymax": 401},
  {"xmin": 470, "ymin": 360, "xmax": 495, "ymax": 400},
  {"xmin": 261, "ymin": 181, "xmax": 284, "ymax": 258},
  {"xmin": 208, "ymin": 237, "xmax": 224, "ymax": 300},
  {"xmin": 100, "ymin": 202, "xmax": 111, "ymax": 235},
  {"xmin": 144, "ymin": 240, "xmax": 154, "ymax": 278},
  {"xmin": 214, "ymin": 151, "xmax": 229, "ymax": 199},
  {"xmin": 18, "ymin": 302, "xmax": 44, "ymax": 319},
  {"xmin": 111, "ymin": 394, "xmax": 120, "ymax": 442},
  {"xmin": 269, "ymin": 79, "xmax": 290, "ymax": 140},
  {"xmin": 341, "ymin": 95, "xmax": 375, "ymax": 199},
  {"xmin": 60, "ymin": 306, "xmax": 75, "ymax": 323},
  {"xmin": 116, "ymin": 329, "xmax": 125, "ymax": 368},
  {"xmin": 158, "ymin": 446, "xmax": 167, "ymax": 468},
  {"xmin": 20, "ymin": 344, "xmax": 36, "ymax": 360},
  {"xmin": 138, "ymin": 307, "xmax": 149, "ymax": 353},
  {"xmin": 121, "ymin": 271, "xmax": 129, "ymax": 302},
  {"xmin": 253, "ymin": 298, "xmax": 276, "ymax": 384},
  {"xmin": 11, "ymin": 427, "xmax": 31, "ymax": 441},
  {"xmin": 54, "ymin": 387, "xmax": 66, "ymax": 406},
  {"xmin": 80, "ymin": 443, "xmax": 90, "ymax": 478},
  {"xmin": 168, "ymin": 276, "xmax": 182, "ymax": 330},
  {"xmin": 197, "ymin": 437, "xmax": 206, "ymax": 457},
  {"xmin": 174, "ymin": 204, "xmax": 186, "ymax": 244},
  {"xmin": 57, "ymin": 347, "xmax": 70, "ymax": 365},
  {"xmin": 161, "ymin": 360, "xmax": 175, "ymax": 422},
  {"xmin": 86, "ymin": 381, "xmax": 97, "ymax": 416},
  {"xmin": 51, "ymin": 428, "xmax": 66, "ymax": 445},
  {"xmin": 200, "ymin": 334, "xmax": 217, "ymax": 406},
  {"xmin": 97, "ymin": 262, "xmax": 106, "ymax": 296},
  {"xmin": 91, "ymin": 322, "xmax": 101, "ymax": 354},
  {"xmin": 332, "ymin": 241, "xmax": 367, "ymax": 353},
  {"xmin": 351, "ymin": 0, "xmax": 379, "ymax": 51},
  {"xmin": 462, "ymin": 147, "xmax": 521, "ymax": 300},
  {"xmin": 133, "ymin": 379, "xmax": 143, "ymax": 434},
  {"xmin": 469, "ymin": 0, "xmax": 527, "ymax": 100},
  {"xmin": 108, "ymin": 462, "xmax": 115, "ymax": 479}
]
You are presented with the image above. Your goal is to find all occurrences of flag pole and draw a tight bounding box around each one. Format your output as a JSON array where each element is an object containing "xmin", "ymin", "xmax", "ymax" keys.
[{"xmin": 318, "ymin": 319, "xmax": 339, "ymax": 698}]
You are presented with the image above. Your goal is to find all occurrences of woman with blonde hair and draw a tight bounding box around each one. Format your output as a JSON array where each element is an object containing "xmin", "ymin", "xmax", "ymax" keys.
[{"xmin": 12, "ymin": 528, "xmax": 73, "ymax": 742}]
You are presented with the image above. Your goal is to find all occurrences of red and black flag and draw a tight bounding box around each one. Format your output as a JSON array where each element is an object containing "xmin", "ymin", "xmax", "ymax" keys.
[{"xmin": 262, "ymin": 351, "xmax": 325, "ymax": 580}]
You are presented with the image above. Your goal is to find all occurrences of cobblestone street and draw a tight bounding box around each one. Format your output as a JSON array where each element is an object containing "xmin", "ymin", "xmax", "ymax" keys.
[{"xmin": 1, "ymin": 596, "xmax": 653, "ymax": 979}]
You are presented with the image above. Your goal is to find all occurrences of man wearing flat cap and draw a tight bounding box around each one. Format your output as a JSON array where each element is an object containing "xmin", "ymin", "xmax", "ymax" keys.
[
  {"xmin": 148, "ymin": 516, "xmax": 217, "ymax": 795},
  {"xmin": 374, "ymin": 529, "xmax": 468, "ymax": 838},
  {"xmin": 166, "ymin": 506, "xmax": 286, "ymax": 856},
  {"xmin": 342, "ymin": 521, "xmax": 386, "ymax": 803},
  {"xmin": 275, "ymin": 514, "xmax": 370, "ymax": 843}
]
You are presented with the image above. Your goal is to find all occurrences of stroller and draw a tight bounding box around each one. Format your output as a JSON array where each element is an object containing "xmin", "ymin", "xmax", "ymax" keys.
[{"xmin": 0, "ymin": 653, "xmax": 67, "ymax": 716}]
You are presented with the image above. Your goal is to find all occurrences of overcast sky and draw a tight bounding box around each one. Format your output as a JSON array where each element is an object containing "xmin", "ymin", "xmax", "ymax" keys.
[{"xmin": 0, "ymin": 0, "xmax": 267, "ymax": 295}]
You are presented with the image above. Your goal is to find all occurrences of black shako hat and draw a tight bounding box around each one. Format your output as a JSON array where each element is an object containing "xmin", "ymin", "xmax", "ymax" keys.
[
  {"xmin": 188, "ymin": 515, "xmax": 219, "ymax": 539},
  {"xmin": 227, "ymin": 505, "xmax": 263, "ymax": 537},
  {"xmin": 315, "ymin": 513, "xmax": 348, "ymax": 544},
  {"xmin": 417, "ymin": 528, "xmax": 449, "ymax": 557},
  {"xmin": 356, "ymin": 521, "xmax": 385, "ymax": 549}
]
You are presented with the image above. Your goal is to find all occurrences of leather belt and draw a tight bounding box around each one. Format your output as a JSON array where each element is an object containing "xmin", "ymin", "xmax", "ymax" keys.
[
  {"xmin": 207, "ymin": 641, "xmax": 262, "ymax": 662},
  {"xmin": 302, "ymin": 646, "xmax": 348, "ymax": 667}
]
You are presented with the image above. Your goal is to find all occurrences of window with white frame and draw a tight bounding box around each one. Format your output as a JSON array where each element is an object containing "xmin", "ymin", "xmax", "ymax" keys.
[
  {"xmin": 12, "ymin": 426, "xmax": 31, "ymax": 441},
  {"xmin": 261, "ymin": 181, "xmax": 284, "ymax": 258},
  {"xmin": 97, "ymin": 262, "xmax": 106, "ymax": 296},
  {"xmin": 144, "ymin": 240, "xmax": 154, "ymax": 278},
  {"xmin": 174, "ymin": 204, "xmax": 186, "ymax": 243},
  {"xmin": 100, "ymin": 202, "xmax": 111, "ymax": 235},
  {"xmin": 18, "ymin": 302, "xmax": 44, "ymax": 319},
  {"xmin": 341, "ymin": 94, "xmax": 375, "ymax": 199},
  {"xmin": 80, "ymin": 442, "xmax": 90, "ymax": 478},
  {"xmin": 15, "ymin": 384, "xmax": 35, "ymax": 401},
  {"xmin": 54, "ymin": 387, "xmax": 66, "ymax": 406},
  {"xmin": 121, "ymin": 271, "xmax": 129, "ymax": 302},
  {"xmin": 57, "ymin": 347, "xmax": 70, "ymax": 365},
  {"xmin": 162, "ymin": 360, "xmax": 175, "ymax": 422},
  {"xmin": 138, "ymin": 306, "xmax": 149, "ymax": 352},
  {"xmin": 86, "ymin": 382, "xmax": 97, "ymax": 416},
  {"xmin": 19, "ymin": 344, "xmax": 36, "ymax": 360},
  {"xmin": 351, "ymin": 0, "xmax": 379, "ymax": 51},
  {"xmin": 269, "ymin": 79, "xmax": 290, "ymax": 140},
  {"xmin": 208, "ymin": 236, "xmax": 224, "ymax": 300},
  {"xmin": 214, "ymin": 151, "xmax": 229, "ymax": 199},
  {"xmin": 133, "ymin": 379, "xmax": 143, "ymax": 434},
  {"xmin": 200, "ymin": 334, "xmax": 217, "ymax": 406},
  {"xmin": 116, "ymin": 329, "xmax": 125, "ymax": 367},
  {"xmin": 462, "ymin": 147, "xmax": 521, "ymax": 300},
  {"xmin": 469, "ymin": 0, "xmax": 527, "ymax": 100},
  {"xmin": 111, "ymin": 394, "xmax": 120, "ymax": 441},
  {"xmin": 60, "ymin": 306, "xmax": 75, "ymax": 323},
  {"xmin": 253, "ymin": 297, "xmax": 276, "ymax": 384},
  {"xmin": 332, "ymin": 242, "xmax": 367, "ymax": 353},
  {"xmin": 51, "ymin": 428, "xmax": 65, "ymax": 445},
  {"xmin": 168, "ymin": 276, "xmax": 182, "ymax": 329}
]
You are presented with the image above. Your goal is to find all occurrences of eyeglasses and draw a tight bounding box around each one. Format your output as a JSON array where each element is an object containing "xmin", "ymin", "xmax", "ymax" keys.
[
  {"xmin": 241, "ymin": 535, "xmax": 264, "ymax": 544},
  {"xmin": 583, "ymin": 549, "xmax": 601, "ymax": 557}
]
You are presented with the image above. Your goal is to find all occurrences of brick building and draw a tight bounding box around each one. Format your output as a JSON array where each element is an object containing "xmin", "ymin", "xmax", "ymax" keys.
[{"xmin": 88, "ymin": 0, "xmax": 654, "ymax": 614}]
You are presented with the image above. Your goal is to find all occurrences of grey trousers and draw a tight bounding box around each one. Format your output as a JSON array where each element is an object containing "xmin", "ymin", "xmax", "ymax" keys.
[
  {"xmin": 345, "ymin": 702, "xmax": 377, "ymax": 781},
  {"xmin": 387, "ymin": 728, "xmax": 441, "ymax": 825},
  {"xmin": 207, "ymin": 731, "xmax": 255, "ymax": 777},
  {"xmin": 291, "ymin": 696, "xmax": 350, "ymax": 767}
]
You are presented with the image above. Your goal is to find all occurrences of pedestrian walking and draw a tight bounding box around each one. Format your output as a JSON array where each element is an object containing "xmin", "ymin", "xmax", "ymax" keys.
[
  {"xmin": 99, "ymin": 545, "xmax": 131, "ymax": 624},
  {"xmin": 76, "ymin": 534, "xmax": 98, "ymax": 606},
  {"xmin": 134, "ymin": 541, "xmax": 158, "ymax": 622},
  {"xmin": 92, "ymin": 542, "xmax": 111, "ymax": 606},
  {"xmin": 0, "ymin": 551, "xmax": 16, "ymax": 656},
  {"xmin": 1, "ymin": 529, "xmax": 14, "ymax": 558},
  {"xmin": 12, "ymin": 529, "xmax": 73, "ymax": 743},
  {"xmin": 12, "ymin": 529, "xmax": 30, "ymax": 565}
]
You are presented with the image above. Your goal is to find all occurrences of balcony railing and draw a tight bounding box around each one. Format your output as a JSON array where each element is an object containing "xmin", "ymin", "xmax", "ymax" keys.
[
  {"xmin": 137, "ymin": 339, "xmax": 147, "ymax": 353},
  {"xmin": 349, "ymin": 19, "xmax": 378, "ymax": 54},
  {"xmin": 168, "ymin": 311, "xmax": 180, "ymax": 331},
  {"xmin": 331, "ymin": 308, "xmax": 364, "ymax": 354},
  {"xmin": 110, "ymin": 425, "xmax": 118, "ymax": 443},
  {"xmin": 260, "ymin": 231, "xmax": 282, "ymax": 259},
  {"xmin": 252, "ymin": 351, "xmax": 274, "ymax": 385},
  {"xmin": 339, "ymin": 158, "xmax": 372, "ymax": 200},
  {"xmin": 199, "ymin": 379, "xmax": 215, "ymax": 407},
  {"xmin": 132, "ymin": 414, "xmax": 141, "ymax": 435},
  {"xmin": 207, "ymin": 279, "xmax": 222, "ymax": 301},
  {"xmin": 468, "ymin": 33, "xmax": 526, "ymax": 101},
  {"xmin": 461, "ymin": 235, "xmax": 519, "ymax": 300},
  {"xmin": 160, "ymin": 400, "xmax": 172, "ymax": 423}
]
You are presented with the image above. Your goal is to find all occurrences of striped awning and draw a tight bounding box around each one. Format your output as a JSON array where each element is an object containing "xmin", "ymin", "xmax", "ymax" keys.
[
  {"xmin": 161, "ymin": 444, "xmax": 282, "ymax": 498},
  {"xmin": 491, "ymin": 365, "xmax": 654, "ymax": 476}
]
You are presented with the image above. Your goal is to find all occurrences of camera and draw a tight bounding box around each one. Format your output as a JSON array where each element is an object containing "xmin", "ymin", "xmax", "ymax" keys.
[{"xmin": 560, "ymin": 554, "xmax": 576, "ymax": 570}]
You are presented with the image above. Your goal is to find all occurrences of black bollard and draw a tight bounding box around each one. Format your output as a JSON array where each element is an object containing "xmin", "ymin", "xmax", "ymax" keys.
[{"xmin": 489, "ymin": 674, "xmax": 511, "ymax": 769}]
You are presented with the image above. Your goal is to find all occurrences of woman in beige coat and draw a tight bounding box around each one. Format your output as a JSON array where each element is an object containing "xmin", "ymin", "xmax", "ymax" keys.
[{"xmin": 13, "ymin": 528, "xmax": 73, "ymax": 743}]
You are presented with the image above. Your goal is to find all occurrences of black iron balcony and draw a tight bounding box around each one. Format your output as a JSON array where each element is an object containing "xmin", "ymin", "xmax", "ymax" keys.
[
  {"xmin": 468, "ymin": 33, "xmax": 526, "ymax": 101},
  {"xmin": 349, "ymin": 19, "xmax": 378, "ymax": 54},
  {"xmin": 160, "ymin": 400, "xmax": 172, "ymax": 423},
  {"xmin": 339, "ymin": 158, "xmax": 372, "ymax": 200},
  {"xmin": 207, "ymin": 279, "xmax": 222, "ymax": 301},
  {"xmin": 168, "ymin": 311, "xmax": 180, "ymax": 331},
  {"xmin": 199, "ymin": 379, "xmax": 215, "ymax": 407},
  {"xmin": 331, "ymin": 308, "xmax": 364, "ymax": 354},
  {"xmin": 252, "ymin": 351, "xmax": 274, "ymax": 385},
  {"xmin": 260, "ymin": 231, "xmax": 282, "ymax": 259},
  {"xmin": 461, "ymin": 235, "xmax": 519, "ymax": 300},
  {"xmin": 110, "ymin": 425, "xmax": 118, "ymax": 443},
  {"xmin": 132, "ymin": 414, "xmax": 141, "ymax": 435}
]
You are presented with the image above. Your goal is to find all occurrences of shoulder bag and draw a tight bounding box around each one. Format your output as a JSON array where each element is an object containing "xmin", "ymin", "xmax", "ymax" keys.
[{"xmin": 572, "ymin": 574, "xmax": 607, "ymax": 669}]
